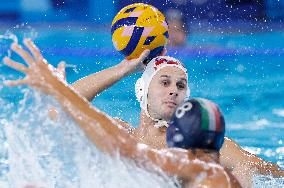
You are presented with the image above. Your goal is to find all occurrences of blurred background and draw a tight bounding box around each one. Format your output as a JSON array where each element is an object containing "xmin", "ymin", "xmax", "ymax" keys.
[
  {"xmin": 0, "ymin": 0, "xmax": 284, "ymax": 48},
  {"xmin": 0, "ymin": 0, "xmax": 283, "ymax": 23}
]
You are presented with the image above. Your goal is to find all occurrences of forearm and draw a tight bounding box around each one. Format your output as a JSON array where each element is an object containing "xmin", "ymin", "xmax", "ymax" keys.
[
  {"xmin": 72, "ymin": 62, "xmax": 129, "ymax": 101},
  {"xmin": 240, "ymin": 159, "xmax": 284, "ymax": 177},
  {"xmin": 260, "ymin": 161, "xmax": 284, "ymax": 177},
  {"xmin": 221, "ymin": 137, "xmax": 283, "ymax": 187}
]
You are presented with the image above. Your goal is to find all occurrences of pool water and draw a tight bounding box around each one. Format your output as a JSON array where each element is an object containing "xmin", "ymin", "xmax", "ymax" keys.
[{"xmin": 0, "ymin": 23, "xmax": 283, "ymax": 187}]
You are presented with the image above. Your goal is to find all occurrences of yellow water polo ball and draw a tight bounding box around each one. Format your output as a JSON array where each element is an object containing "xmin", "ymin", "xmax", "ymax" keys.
[{"xmin": 111, "ymin": 3, "xmax": 169, "ymax": 61}]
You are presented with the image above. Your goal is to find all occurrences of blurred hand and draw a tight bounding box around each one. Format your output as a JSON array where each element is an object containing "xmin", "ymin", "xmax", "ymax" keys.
[
  {"xmin": 119, "ymin": 49, "xmax": 150, "ymax": 75},
  {"xmin": 120, "ymin": 47, "xmax": 167, "ymax": 75},
  {"xmin": 3, "ymin": 38, "xmax": 62, "ymax": 96}
]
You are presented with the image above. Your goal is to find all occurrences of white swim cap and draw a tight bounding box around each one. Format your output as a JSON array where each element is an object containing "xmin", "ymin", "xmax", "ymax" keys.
[{"xmin": 135, "ymin": 56, "xmax": 190, "ymax": 127}]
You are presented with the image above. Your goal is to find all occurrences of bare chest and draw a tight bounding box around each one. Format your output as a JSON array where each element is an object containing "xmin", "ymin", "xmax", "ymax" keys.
[{"xmin": 131, "ymin": 129, "xmax": 167, "ymax": 149}]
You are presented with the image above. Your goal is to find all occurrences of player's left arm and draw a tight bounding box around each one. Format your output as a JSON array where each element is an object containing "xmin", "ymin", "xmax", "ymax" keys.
[{"xmin": 220, "ymin": 137, "xmax": 284, "ymax": 177}]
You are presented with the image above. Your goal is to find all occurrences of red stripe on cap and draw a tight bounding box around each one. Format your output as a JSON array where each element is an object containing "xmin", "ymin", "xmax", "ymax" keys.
[
  {"xmin": 155, "ymin": 59, "xmax": 166, "ymax": 66},
  {"xmin": 155, "ymin": 58, "xmax": 181, "ymax": 66},
  {"xmin": 208, "ymin": 101, "xmax": 221, "ymax": 132},
  {"xmin": 167, "ymin": 61, "xmax": 179, "ymax": 65}
]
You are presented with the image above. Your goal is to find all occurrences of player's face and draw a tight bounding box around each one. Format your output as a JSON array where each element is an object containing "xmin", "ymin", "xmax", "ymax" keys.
[{"xmin": 147, "ymin": 66, "xmax": 187, "ymax": 121}]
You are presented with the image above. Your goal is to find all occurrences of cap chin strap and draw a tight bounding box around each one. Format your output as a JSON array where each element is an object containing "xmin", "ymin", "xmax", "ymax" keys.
[
  {"xmin": 154, "ymin": 120, "xmax": 169, "ymax": 128},
  {"xmin": 143, "ymin": 107, "xmax": 169, "ymax": 128}
]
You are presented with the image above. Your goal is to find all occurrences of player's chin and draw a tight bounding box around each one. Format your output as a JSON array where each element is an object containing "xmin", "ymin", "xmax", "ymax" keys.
[
  {"xmin": 164, "ymin": 103, "xmax": 177, "ymax": 112},
  {"xmin": 161, "ymin": 108, "xmax": 175, "ymax": 121}
]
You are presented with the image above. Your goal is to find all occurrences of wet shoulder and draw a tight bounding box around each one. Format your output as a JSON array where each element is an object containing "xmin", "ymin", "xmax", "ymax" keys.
[{"xmin": 220, "ymin": 137, "xmax": 243, "ymax": 170}]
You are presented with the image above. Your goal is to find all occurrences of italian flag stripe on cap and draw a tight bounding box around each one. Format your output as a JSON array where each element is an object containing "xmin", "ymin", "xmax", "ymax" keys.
[
  {"xmin": 199, "ymin": 98, "xmax": 217, "ymax": 132},
  {"xmin": 207, "ymin": 100, "xmax": 222, "ymax": 132},
  {"xmin": 199, "ymin": 99, "xmax": 210, "ymax": 131}
]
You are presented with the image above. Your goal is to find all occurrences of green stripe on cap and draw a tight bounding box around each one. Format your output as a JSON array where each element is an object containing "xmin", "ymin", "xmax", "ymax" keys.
[
  {"xmin": 204, "ymin": 99, "xmax": 216, "ymax": 131},
  {"xmin": 198, "ymin": 99, "xmax": 216, "ymax": 131},
  {"xmin": 198, "ymin": 99, "xmax": 209, "ymax": 131},
  {"xmin": 207, "ymin": 100, "xmax": 222, "ymax": 132}
]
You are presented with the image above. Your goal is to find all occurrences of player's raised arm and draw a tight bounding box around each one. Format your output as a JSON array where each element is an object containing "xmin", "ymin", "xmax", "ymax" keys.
[{"xmin": 72, "ymin": 49, "xmax": 150, "ymax": 101}]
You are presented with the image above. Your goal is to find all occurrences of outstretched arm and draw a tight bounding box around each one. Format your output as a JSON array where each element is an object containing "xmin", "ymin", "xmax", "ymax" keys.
[
  {"xmin": 4, "ymin": 39, "xmax": 240, "ymax": 187},
  {"xmin": 220, "ymin": 137, "xmax": 284, "ymax": 187}
]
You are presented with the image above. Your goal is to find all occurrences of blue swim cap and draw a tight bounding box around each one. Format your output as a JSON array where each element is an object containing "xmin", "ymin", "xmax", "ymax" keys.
[{"xmin": 166, "ymin": 98, "xmax": 225, "ymax": 151}]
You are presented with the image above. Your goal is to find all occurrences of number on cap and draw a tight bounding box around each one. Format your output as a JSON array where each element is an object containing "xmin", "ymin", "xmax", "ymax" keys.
[{"xmin": 175, "ymin": 102, "xmax": 193, "ymax": 118}]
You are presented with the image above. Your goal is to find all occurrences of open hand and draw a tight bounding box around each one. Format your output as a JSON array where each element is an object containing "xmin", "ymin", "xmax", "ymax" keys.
[{"xmin": 3, "ymin": 39, "xmax": 64, "ymax": 95}]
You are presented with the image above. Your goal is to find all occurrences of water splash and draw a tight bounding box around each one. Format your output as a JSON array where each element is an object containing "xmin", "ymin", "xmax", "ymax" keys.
[
  {"xmin": 0, "ymin": 86, "xmax": 179, "ymax": 188},
  {"xmin": 0, "ymin": 32, "xmax": 18, "ymax": 59},
  {"xmin": 254, "ymin": 175, "xmax": 284, "ymax": 188},
  {"xmin": 0, "ymin": 32, "xmax": 18, "ymax": 43},
  {"xmin": 0, "ymin": 23, "xmax": 38, "ymax": 60},
  {"xmin": 273, "ymin": 109, "xmax": 284, "ymax": 118}
]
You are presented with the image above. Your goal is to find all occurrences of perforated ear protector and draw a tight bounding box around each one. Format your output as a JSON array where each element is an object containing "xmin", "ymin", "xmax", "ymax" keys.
[
  {"xmin": 186, "ymin": 86, "xmax": 190, "ymax": 99},
  {"xmin": 135, "ymin": 78, "xmax": 144, "ymax": 103}
]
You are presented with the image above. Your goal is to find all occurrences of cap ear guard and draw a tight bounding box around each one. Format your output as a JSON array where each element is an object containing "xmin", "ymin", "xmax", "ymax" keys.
[
  {"xmin": 135, "ymin": 78, "xmax": 144, "ymax": 103},
  {"xmin": 186, "ymin": 86, "xmax": 191, "ymax": 99}
]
